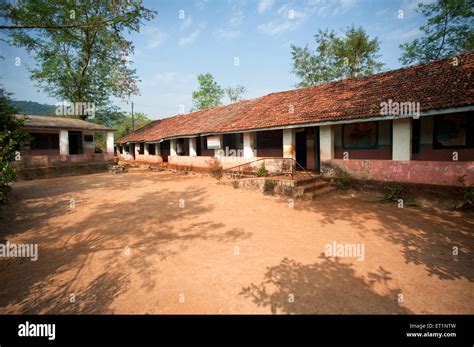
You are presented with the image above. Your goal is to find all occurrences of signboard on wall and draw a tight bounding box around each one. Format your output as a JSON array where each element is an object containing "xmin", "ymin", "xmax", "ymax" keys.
[{"xmin": 207, "ymin": 136, "xmax": 221, "ymax": 149}]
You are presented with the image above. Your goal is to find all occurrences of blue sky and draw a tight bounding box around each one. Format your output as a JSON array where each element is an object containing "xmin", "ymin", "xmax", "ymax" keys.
[{"xmin": 0, "ymin": 0, "xmax": 431, "ymax": 120}]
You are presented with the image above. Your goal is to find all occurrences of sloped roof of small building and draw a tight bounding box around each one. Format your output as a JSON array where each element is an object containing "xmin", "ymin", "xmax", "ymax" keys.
[
  {"xmin": 15, "ymin": 115, "xmax": 113, "ymax": 131},
  {"xmin": 116, "ymin": 52, "xmax": 474, "ymax": 144}
]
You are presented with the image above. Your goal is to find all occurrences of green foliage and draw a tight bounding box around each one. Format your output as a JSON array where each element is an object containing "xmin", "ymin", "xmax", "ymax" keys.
[
  {"xmin": 381, "ymin": 183, "xmax": 406, "ymax": 202},
  {"xmin": 207, "ymin": 157, "xmax": 223, "ymax": 180},
  {"xmin": 333, "ymin": 168, "xmax": 350, "ymax": 190},
  {"xmin": 0, "ymin": 0, "xmax": 155, "ymax": 120},
  {"xmin": 263, "ymin": 180, "xmax": 275, "ymax": 195},
  {"xmin": 291, "ymin": 26, "xmax": 384, "ymax": 87},
  {"xmin": 457, "ymin": 175, "xmax": 473, "ymax": 210},
  {"xmin": 191, "ymin": 73, "xmax": 224, "ymax": 111},
  {"xmin": 460, "ymin": 187, "xmax": 474, "ymax": 209},
  {"xmin": 399, "ymin": 0, "xmax": 474, "ymax": 65},
  {"xmin": 0, "ymin": 89, "xmax": 30, "ymax": 204},
  {"xmin": 225, "ymin": 85, "xmax": 246, "ymax": 103},
  {"xmin": 8, "ymin": 100, "xmax": 55, "ymax": 115},
  {"xmin": 114, "ymin": 112, "xmax": 152, "ymax": 140},
  {"xmin": 256, "ymin": 163, "xmax": 267, "ymax": 177}
]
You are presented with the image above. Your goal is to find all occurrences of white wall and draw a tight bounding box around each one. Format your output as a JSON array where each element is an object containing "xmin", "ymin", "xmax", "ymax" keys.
[
  {"xmin": 283, "ymin": 128, "xmax": 295, "ymax": 159},
  {"xmin": 392, "ymin": 118, "xmax": 412, "ymax": 161},
  {"xmin": 106, "ymin": 131, "xmax": 114, "ymax": 154},
  {"xmin": 243, "ymin": 132, "xmax": 255, "ymax": 158},
  {"xmin": 320, "ymin": 125, "xmax": 334, "ymax": 160},
  {"xmin": 59, "ymin": 130, "xmax": 69, "ymax": 155}
]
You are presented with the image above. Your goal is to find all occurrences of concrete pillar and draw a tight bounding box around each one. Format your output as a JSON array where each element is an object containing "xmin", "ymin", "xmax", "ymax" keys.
[
  {"xmin": 392, "ymin": 118, "xmax": 412, "ymax": 161},
  {"xmin": 243, "ymin": 132, "xmax": 256, "ymax": 158},
  {"xmin": 283, "ymin": 128, "xmax": 296, "ymax": 159},
  {"xmin": 170, "ymin": 139, "xmax": 177, "ymax": 156},
  {"xmin": 144, "ymin": 142, "xmax": 149, "ymax": 156},
  {"xmin": 320, "ymin": 125, "xmax": 334, "ymax": 160},
  {"xmin": 189, "ymin": 137, "xmax": 197, "ymax": 157},
  {"xmin": 134, "ymin": 143, "xmax": 140, "ymax": 157},
  {"xmin": 106, "ymin": 131, "xmax": 114, "ymax": 154},
  {"xmin": 155, "ymin": 143, "xmax": 161, "ymax": 156},
  {"xmin": 59, "ymin": 130, "xmax": 69, "ymax": 155}
]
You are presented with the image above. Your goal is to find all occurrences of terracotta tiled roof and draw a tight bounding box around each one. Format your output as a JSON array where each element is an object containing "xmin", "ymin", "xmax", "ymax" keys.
[
  {"xmin": 116, "ymin": 52, "xmax": 474, "ymax": 144},
  {"xmin": 16, "ymin": 115, "xmax": 113, "ymax": 131}
]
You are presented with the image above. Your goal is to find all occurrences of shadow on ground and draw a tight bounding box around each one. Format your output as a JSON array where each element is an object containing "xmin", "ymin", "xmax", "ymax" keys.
[
  {"xmin": 240, "ymin": 256, "xmax": 410, "ymax": 314},
  {"xmin": 278, "ymin": 194, "xmax": 474, "ymax": 282},
  {"xmin": 0, "ymin": 173, "xmax": 252, "ymax": 313}
]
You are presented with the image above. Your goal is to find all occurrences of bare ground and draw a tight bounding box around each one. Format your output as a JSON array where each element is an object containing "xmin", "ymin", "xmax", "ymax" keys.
[{"xmin": 0, "ymin": 170, "xmax": 473, "ymax": 314}]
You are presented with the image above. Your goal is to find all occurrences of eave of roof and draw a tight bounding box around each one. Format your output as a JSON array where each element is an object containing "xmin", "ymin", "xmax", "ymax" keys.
[
  {"xmin": 116, "ymin": 52, "xmax": 474, "ymax": 144},
  {"xmin": 16, "ymin": 115, "xmax": 113, "ymax": 131}
]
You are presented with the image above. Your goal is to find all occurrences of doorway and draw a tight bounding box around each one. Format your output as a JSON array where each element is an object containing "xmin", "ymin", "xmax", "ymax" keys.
[
  {"xmin": 295, "ymin": 129, "xmax": 307, "ymax": 168},
  {"xmin": 314, "ymin": 126, "xmax": 320, "ymax": 173},
  {"xmin": 68, "ymin": 131, "xmax": 83, "ymax": 155}
]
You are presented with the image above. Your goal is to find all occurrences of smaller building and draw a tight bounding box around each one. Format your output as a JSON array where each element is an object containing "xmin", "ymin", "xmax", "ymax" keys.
[{"xmin": 12, "ymin": 115, "xmax": 115, "ymax": 179}]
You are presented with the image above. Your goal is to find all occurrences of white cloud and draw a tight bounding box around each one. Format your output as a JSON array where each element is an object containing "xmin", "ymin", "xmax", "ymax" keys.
[
  {"xmin": 179, "ymin": 16, "xmax": 192, "ymax": 31},
  {"xmin": 148, "ymin": 72, "xmax": 195, "ymax": 87},
  {"xmin": 386, "ymin": 28, "xmax": 420, "ymax": 40},
  {"xmin": 307, "ymin": 0, "xmax": 357, "ymax": 17},
  {"xmin": 215, "ymin": 28, "xmax": 241, "ymax": 40},
  {"xmin": 230, "ymin": 10, "xmax": 244, "ymax": 26},
  {"xmin": 258, "ymin": 0, "xmax": 275, "ymax": 13},
  {"xmin": 179, "ymin": 29, "xmax": 201, "ymax": 46},
  {"xmin": 257, "ymin": 21, "xmax": 298, "ymax": 36},
  {"xmin": 195, "ymin": 0, "xmax": 209, "ymax": 10},
  {"xmin": 144, "ymin": 28, "xmax": 168, "ymax": 49},
  {"xmin": 257, "ymin": 0, "xmax": 359, "ymax": 37}
]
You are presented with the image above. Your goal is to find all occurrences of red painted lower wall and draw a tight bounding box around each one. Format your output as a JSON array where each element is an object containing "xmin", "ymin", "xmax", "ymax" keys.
[
  {"xmin": 413, "ymin": 147, "xmax": 474, "ymax": 161},
  {"xmin": 335, "ymin": 148, "xmax": 392, "ymax": 160},
  {"xmin": 256, "ymin": 148, "xmax": 283, "ymax": 157},
  {"xmin": 322, "ymin": 159, "xmax": 473, "ymax": 187}
]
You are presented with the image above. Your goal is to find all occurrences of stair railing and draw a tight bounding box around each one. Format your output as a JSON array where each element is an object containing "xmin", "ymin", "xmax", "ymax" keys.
[{"xmin": 223, "ymin": 158, "xmax": 316, "ymax": 199}]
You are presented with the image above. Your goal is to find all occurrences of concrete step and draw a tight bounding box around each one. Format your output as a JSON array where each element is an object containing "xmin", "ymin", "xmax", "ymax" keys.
[
  {"xmin": 301, "ymin": 186, "xmax": 336, "ymax": 200},
  {"xmin": 294, "ymin": 174, "xmax": 322, "ymax": 185},
  {"xmin": 226, "ymin": 172, "xmax": 256, "ymax": 178},
  {"xmin": 295, "ymin": 181, "xmax": 329, "ymax": 195}
]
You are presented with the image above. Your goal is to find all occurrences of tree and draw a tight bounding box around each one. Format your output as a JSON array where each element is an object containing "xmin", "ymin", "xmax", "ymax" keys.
[
  {"xmin": 399, "ymin": 0, "xmax": 473, "ymax": 65},
  {"xmin": 115, "ymin": 112, "xmax": 152, "ymax": 140},
  {"xmin": 191, "ymin": 73, "xmax": 224, "ymax": 111},
  {"xmin": 0, "ymin": 89, "xmax": 30, "ymax": 204},
  {"xmin": 291, "ymin": 27, "xmax": 384, "ymax": 87},
  {"xmin": 225, "ymin": 85, "xmax": 247, "ymax": 103},
  {"xmin": 0, "ymin": 1, "xmax": 155, "ymax": 120}
]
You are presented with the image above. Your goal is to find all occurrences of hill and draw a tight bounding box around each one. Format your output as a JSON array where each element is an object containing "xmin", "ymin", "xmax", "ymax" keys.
[{"xmin": 10, "ymin": 100, "xmax": 56, "ymax": 116}]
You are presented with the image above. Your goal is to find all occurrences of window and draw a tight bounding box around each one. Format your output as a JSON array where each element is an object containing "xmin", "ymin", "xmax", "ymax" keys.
[
  {"xmin": 342, "ymin": 122, "xmax": 378, "ymax": 149},
  {"xmin": 147, "ymin": 143, "xmax": 156, "ymax": 155},
  {"xmin": 138, "ymin": 143, "xmax": 145, "ymax": 154},
  {"xmin": 30, "ymin": 133, "xmax": 59, "ymax": 150},
  {"xmin": 84, "ymin": 134, "xmax": 94, "ymax": 142},
  {"xmin": 256, "ymin": 130, "xmax": 283, "ymax": 149},
  {"xmin": 433, "ymin": 113, "xmax": 473, "ymax": 149}
]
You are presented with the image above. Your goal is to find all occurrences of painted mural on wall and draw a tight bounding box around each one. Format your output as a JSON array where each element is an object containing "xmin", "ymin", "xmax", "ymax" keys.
[{"xmin": 343, "ymin": 122, "xmax": 377, "ymax": 149}]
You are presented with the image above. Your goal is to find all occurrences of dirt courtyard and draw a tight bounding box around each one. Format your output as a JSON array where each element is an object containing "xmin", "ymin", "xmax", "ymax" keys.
[{"xmin": 0, "ymin": 170, "xmax": 473, "ymax": 314}]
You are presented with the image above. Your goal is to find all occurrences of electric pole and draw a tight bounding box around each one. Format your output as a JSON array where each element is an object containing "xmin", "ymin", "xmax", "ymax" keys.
[{"xmin": 131, "ymin": 101, "xmax": 135, "ymax": 131}]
